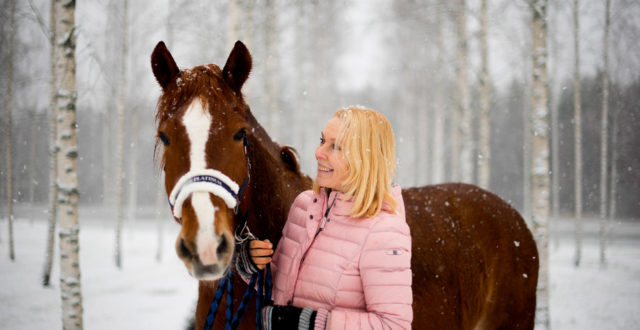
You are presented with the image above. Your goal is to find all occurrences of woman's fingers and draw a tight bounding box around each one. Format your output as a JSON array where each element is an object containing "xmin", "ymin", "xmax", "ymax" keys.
[
  {"xmin": 250, "ymin": 239, "xmax": 273, "ymax": 269},
  {"xmin": 250, "ymin": 239, "xmax": 273, "ymax": 250}
]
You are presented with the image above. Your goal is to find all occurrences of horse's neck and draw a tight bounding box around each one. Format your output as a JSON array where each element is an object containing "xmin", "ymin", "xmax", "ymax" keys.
[{"xmin": 245, "ymin": 113, "xmax": 311, "ymax": 240}]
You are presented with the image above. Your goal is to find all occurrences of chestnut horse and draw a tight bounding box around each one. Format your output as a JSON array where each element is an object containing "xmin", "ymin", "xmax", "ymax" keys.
[{"xmin": 150, "ymin": 41, "xmax": 539, "ymax": 329}]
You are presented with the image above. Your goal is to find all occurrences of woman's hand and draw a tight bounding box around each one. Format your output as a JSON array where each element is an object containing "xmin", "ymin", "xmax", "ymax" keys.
[{"xmin": 249, "ymin": 239, "xmax": 273, "ymax": 270}]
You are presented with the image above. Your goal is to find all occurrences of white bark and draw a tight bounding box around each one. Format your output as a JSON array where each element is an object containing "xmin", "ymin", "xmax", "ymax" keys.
[
  {"xmin": 599, "ymin": 0, "xmax": 611, "ymax": 268},
  {"xmin": 101, "ymin": 111, "xmax": 110, "ymax": 207},
  {"xmin": 29, "ymin": 111, "xmax": 38, "ymax": 204},
  {"xmin": 454, "ymin": 0, "xmax": 472, "ymax": 183},
  {"xmin": 43, "ymin": 0, "xmax": 58, "ymax": 286},
  {"xmin": 608, "ymin": 106, "xmax": 618, "ymax": 221},
  {"xmin": 114, "ymin": 0, "xmax": 128, "ymax": 269},
  {"xmin": 263, "ymin": 0, "xmax": 280, "ymax": 139},
  {"xmin": 477, "ymin": 0, "xmax": 491, "ymax": 189},
  {"xmin": 228, "ymin": 0, "xmax": 241, "ymax": 49},
  {"xmin": 431, "ymin": 3, "xmax": 446, "ymax": 184},
  {"xmin": 5, "ymin": 0, "xmax": 16, "ymax": 261},
  {"xmin": 52, "ymin": 0, "xmax": 83, "ymax": 327},
  {"xmin": 573, "ymin": 0, "xmax": 583, "ymax": 267},
  {"xmin": 531, "ymin": 0, "xmax": 550, "ymax": 328},
  {"xmin": 126, "ymin": 107, "xmax": 138, "ymax": 228}
]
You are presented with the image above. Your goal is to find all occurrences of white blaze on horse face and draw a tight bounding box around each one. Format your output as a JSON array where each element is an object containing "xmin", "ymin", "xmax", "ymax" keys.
[{"xmin": 182, "ymin": 98, "xmax": 221, "ymax": 266}]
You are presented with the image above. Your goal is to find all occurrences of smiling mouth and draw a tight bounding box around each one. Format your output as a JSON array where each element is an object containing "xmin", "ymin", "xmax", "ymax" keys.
[{"xmin": 318, "ymin": 165, "xmax": 333, "ymax": 173}]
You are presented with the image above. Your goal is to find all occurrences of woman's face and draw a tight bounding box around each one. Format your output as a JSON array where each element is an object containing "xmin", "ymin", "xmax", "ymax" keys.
[{"xmin": 315, "ymin": 117, "xmax": 349, "ymax": 192}]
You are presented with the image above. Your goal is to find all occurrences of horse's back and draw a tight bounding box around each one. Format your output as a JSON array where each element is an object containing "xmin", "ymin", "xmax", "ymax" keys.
[{"xmin": 403, "ymin": 183, "xmax": 538, "ymax": 330}]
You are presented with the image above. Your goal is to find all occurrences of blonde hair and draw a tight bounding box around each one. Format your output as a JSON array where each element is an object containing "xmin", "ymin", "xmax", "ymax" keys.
[{"xmin": 313, "ymin": 106, "xmax": 397, "ymax": 218}]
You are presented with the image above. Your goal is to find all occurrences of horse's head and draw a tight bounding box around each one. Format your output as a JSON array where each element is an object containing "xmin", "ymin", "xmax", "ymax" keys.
[{"xmin": 151, "ymin": 41, "xmax": 252, "ymax": 281}]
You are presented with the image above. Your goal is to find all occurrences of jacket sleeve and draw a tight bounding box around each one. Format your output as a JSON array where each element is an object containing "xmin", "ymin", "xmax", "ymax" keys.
[{"xmin": 329, "ymin": 216, "xmax": 413, "ymax": 330}]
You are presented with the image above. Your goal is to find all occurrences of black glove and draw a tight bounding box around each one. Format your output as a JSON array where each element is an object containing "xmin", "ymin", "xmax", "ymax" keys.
[{"xmin": 260, "ymin": 305, "xmax": 317, "ymax": 330}]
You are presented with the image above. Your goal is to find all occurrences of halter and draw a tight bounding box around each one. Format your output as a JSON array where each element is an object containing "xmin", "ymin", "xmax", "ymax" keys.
[
  {"xmin": 163, "ymin": 131, "xmax": 270, "ymax": 329},
  {"xmin": 167, "ymin": 132, "xmax": 251, "ymax": 224}
]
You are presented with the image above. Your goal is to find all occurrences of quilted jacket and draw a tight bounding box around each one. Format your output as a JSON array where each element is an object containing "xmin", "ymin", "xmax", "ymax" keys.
[{"xmin": 271, "ymin": 186, "xmax": 413, "ymax": 329}]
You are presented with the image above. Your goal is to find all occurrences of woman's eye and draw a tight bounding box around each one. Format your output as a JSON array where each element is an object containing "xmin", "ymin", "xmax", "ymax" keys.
[
  {"xmin": 319, "ymin": 137, "xmax": 325, "ymax": 144},
  {"xmin": 158, "ymin": 132, "xmax": 170, "ymax": 146}
]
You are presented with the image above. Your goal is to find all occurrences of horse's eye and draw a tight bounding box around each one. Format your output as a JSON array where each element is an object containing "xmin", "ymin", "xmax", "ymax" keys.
[
  {"xmin": 233, "ymin": 129, "xmax": 245, "ymax": 142},
  {"xmin": 158, "ymin": 132, "xmax": 170, "ymax": 146}
]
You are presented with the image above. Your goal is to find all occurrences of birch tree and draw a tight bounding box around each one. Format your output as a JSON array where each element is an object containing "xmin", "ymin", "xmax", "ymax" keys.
[
  {"xmin": 4, "ymin": 0, "xmax": 16, "ymax": 261},
  {"xmin": 477, "ymin": 0, "xmax": 491, "ymax": 189},
  {"xmin": 28, "ymin": 111, "xmax": 38, "ymax": 204},
  {"xmin": 114, "ymin": 0, "xmax": 128, "ymax": 269},
  {"xmin": 263, "ymin": 0, "xmax": 280, "ymax": 140},
  {"xmin": 572, "ymin": 0, "xmax": 583, "ymax": 267},
  {"xmin": 52, "ymin": 0, "xmax": 83, "ymax": 327},
  {"xmin": 430, "ymin": 2, "xmax": 446, "ymax": 184},
  {"xmin": 599, "ymin": 0, "xmax": 611, "ymax": 267},
  {"xmin": 228, "ymin": 0, "xmax": 241, "ymax": 47},
  {"xmin": 43, "ymin": 0, "xmax": 58, "ymax": 286},
  {"xmin": 155, "ymin": 0, "xmax": 175, "ymax": 263},
  {"xmin": 453, "ymin": 0, "xmax": 472, "ymax": 183},
  {"xmin": 126, "ymin": 106, "xmax": 138, "ymax": 228},
  {"xmin": 530, "ymin": 0, "xmax": 550, "ymax": 328}
]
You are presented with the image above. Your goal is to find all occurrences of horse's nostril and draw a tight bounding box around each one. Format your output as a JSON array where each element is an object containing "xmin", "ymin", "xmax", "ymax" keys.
[
  {"xmin": 178, "ymin": 239, "xmax": 192, "ymax": 259},
  {"xmin": 216, "ymin": 235, "xmax": 229, "ymax": 256}
]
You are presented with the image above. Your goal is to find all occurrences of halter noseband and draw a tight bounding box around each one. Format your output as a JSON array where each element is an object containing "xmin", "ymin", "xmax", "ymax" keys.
[{"xmin": 167, "ymin": 133, "xmax": 250, "ymax": 224}]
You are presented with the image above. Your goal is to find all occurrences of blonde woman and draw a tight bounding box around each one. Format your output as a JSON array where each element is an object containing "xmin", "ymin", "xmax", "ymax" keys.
[{"xmin": 236, "ymin": 106, "xmax": 412, "ymax": 329}]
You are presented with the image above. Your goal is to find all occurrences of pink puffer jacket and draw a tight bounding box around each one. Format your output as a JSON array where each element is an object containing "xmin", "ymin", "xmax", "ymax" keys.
[{"xmin": 271, "ymin": 186, "xmax": 413, "ymax": 329}]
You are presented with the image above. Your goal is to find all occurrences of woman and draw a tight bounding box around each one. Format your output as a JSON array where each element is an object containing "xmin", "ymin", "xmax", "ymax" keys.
[{"xmin": 236, "ymin": 106, "xmax": 412, "ymax": 329}]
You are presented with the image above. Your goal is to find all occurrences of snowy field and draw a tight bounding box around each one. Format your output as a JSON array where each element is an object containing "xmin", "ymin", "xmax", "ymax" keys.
[{"xmin": 1, "ymin": 206, "xmax": 639, "ymax": 329}]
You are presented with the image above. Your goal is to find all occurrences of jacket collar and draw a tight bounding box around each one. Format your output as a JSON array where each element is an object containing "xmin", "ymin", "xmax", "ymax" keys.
[{"xmin": 316, "ymin": 185, "xmax": 404, "ymax": 217}]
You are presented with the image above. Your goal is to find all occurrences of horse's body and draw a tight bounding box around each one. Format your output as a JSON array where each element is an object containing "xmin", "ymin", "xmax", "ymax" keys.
[{"xmin": 151, "ymin": 41, "xmax": 538, "ymax": 330}]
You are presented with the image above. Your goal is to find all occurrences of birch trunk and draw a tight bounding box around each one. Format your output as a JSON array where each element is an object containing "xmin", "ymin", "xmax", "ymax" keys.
[
  {"xmin": 263, "ymin": 0, "xmax": 280, "ymax": 140},
  {"xmin": 531, "ymin": 0, "xmax": 550, "ymax": 328},
  {"xmin": 599, "ymin": 0, "xmax": 611, "ymax": 267},
  {"xmin": 5, "ymin": 0, "xmax": 16, "ymax": 261},
  {"xmin": 52, "ymin": 0, "xmax": 83, "ymax": 327},
  {"xmin": 29, "ymin": 111, "xmax": 38, "ymax": 204},
  {"xmin": 454, "ymin": 0, "xmax": 472, "ymax": 183},
  {"xmin": 431, "ymin": 3, "xmax": 446, "ymax": 183},
  {"xmin": 608, "ymin": 105, "xmax": 618, "ymax": 221},
  {"xmin": 43, "ymin": 0, "xmax": 58, "ymax": 286},
  {"xmin": 573, "ymin": 0, "xmax": 583, "ymax": 267},
  {"xmin": 228, "ymin": 0, "xmax": 241, "ymax": 49},
  {"xmin": 477, "ymin": 0, "xmax": 491, "ymax": 189},
  {"xmin": 155, "ymin": 0, "xmax": 175, "ymax": 262},
  {"xmin": 114, "ymin": 0, "xmax": 128, "ymax": 269},
  {"xmin": 126, "ymin": 107, "xmax": 138, "ymax": 229}
]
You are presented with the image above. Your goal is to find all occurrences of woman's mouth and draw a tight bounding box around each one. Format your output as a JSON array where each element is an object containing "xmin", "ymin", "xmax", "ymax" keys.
[{"xmin": 318, "ymin": 165, "xmax": 333, "ymax": 173}]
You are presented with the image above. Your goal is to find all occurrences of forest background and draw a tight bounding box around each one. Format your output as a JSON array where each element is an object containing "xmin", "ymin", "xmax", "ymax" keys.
[{"xmin": 1, "ymin": 0, "xmax": 639, "ymax": 329}]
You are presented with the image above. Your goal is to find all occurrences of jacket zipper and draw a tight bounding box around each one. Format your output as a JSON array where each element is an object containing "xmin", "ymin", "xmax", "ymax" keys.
[
  {"xmin": 289, "ymin": 193, "xmax": 338, "ymax": 305},
  {"xmin": 301, "ymin": 193, "xmax": 337, "ymax": 262}
]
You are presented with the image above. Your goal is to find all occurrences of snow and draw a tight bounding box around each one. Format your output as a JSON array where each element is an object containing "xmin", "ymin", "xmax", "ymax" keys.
[{"xmin": 1, "ymin": 209, "xmax": 639, "ymax": 329}]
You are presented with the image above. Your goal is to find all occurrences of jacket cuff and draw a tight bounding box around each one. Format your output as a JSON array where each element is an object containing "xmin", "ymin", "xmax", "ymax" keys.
[{"xmin": 313, "ymin": 309, "xmax": 329, "ymax": 330}]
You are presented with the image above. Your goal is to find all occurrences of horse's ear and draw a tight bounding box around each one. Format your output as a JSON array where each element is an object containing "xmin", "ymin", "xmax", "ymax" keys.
[
  {"xmin": 223, "ymin": 41, "xmax": 252, "ymax": 92},
  {"xmin": 151, "ymin": 41, "xmax": 180, "ymax": 90},
  {"xmin": 280, "ymin": 146, "xmax": 301, "ymax": 174}
]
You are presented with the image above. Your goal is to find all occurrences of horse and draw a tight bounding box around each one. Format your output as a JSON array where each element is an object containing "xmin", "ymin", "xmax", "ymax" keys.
[{"xmin": 150, "ymin": 40, "xmax": 539, "ymax": 330}]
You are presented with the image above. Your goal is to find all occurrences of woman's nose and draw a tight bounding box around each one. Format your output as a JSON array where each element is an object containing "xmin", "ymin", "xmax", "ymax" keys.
[{"xmin": 315, "ymin": 145, "xmax": 326, "ymax": 160}]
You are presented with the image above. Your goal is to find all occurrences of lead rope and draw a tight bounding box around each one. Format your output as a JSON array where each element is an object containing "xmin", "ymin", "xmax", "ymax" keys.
[
  {"xmin": 203, "ymin": 266, "xmax": 273, "ymax": 330},
  {"xmin": 201, "ymin": 128, "xmax": 273, "ymax": 329}
]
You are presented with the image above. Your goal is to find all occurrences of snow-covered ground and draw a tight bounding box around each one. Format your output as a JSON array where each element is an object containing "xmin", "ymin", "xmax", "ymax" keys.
[{"xmin": 1, "ymin": 206, "xmax": 639, "ymax": 329}]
